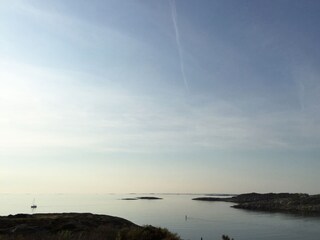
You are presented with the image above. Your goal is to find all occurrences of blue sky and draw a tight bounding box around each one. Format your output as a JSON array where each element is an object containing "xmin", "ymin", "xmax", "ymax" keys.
[{"xmin": 1, "ymin": 0, "xmax": 320, "ymax": 194}]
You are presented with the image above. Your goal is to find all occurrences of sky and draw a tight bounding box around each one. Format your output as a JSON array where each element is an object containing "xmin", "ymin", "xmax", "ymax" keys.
[{"xmin": 0, "ymin": 0, "xmax": 320, "ymax": 194}]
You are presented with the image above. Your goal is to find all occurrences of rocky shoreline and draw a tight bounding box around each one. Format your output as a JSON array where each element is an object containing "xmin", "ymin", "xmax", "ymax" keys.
[
  {"xmin": 193, "ymin": 193, "xmax": 320, "ymax": 215},
  {"xmin": 0, "ymin": 213, "xmax": 180, "ymax": 240}
]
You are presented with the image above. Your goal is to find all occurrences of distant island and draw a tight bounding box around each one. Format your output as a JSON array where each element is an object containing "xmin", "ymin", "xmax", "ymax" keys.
[
  {"xmin": 121, "ymin": 196, "xmax": 163, "ymax": 200},
  {"xmin": 193, "ymin": 193, "xmax": 320, "ymax": 215},
  {"xmin": 0, "ymin": 213, "xmax": 179, "ymax": 240}
]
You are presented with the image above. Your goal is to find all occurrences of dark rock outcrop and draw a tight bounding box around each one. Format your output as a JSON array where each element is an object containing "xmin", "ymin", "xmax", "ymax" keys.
[
  {"xmin": 0, "ymin": 213, "xmax": 180, "ymax": 240},
  {"xmin": 192, "ymin": 197, "xmax": 227, "ymax": 202},
  {"xmin": 232, "ymin": 193, "xmax": 320, "ymax": 214},
  {"xmin": 193, "ymin": 193, "xmax": 320, "ymax": 215},
  {"xmin": 137, "ymin": 197, "xmax": 162, "ymax": 200},
  {"xmin": 121, "ymin": 196, "xmax": 162, "ymax": 201},
  {"xmin": 0, "ymin": 213, "xmax": 134, "ymax": 235}
]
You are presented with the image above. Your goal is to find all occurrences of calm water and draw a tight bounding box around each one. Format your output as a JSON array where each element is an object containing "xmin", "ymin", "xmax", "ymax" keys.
[{"xmin": 1, "ymin": 194, "xmax": 320, "ymax": 240}]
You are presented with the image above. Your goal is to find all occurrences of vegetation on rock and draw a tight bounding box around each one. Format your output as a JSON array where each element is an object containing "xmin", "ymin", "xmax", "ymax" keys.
[{"xmin": 0, "ymin": 213, "xmax": 179, "ymax": 240}]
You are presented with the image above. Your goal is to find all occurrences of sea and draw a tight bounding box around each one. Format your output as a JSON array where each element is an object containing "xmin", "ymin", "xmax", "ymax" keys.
[{"xmin": 1, "ymin": 193, "xmax": 320, "ymax": 240}]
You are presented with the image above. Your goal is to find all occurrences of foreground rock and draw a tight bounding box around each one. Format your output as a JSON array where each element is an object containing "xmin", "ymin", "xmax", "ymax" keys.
[
  {"xmin": 0, "ymin": 213, "xmax": 180, "ymax": 240},
  {"xmin": 193, "ymin": 193, "xmax": 320, "ymax": 215}
]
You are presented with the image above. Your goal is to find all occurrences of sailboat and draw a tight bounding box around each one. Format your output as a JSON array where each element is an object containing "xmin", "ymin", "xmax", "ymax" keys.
[{"xmin": 31, "ymin": 199, "xmax": 37, "ymax": 209}]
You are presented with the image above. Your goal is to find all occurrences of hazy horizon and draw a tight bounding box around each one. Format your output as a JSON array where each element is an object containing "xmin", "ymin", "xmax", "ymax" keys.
[{"xmin": 1, "ymin": 0, "xmax": 320, "ymax": 194}]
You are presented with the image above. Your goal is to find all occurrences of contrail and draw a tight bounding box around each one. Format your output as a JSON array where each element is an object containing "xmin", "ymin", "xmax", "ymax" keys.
[
  {"xmin": 297, "ymin": 79, "xmax": 305, "ymax": 111},
  {"xmin": 169, "ymin": 0, "xmax": 189, "ymax": 91}
]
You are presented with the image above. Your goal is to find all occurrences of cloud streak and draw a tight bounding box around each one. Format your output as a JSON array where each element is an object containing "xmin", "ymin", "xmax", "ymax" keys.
[{"xmin": 169, "ymin": 0, "xmax": 189, "ymax": 91}]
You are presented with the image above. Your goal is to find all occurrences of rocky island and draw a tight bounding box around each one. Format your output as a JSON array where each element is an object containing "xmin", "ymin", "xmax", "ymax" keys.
[
  {"xmin": 121, "ymin": 196, "xmax": 163, "ymax": 200},
  {"xmin": 137, "ymin": 197, "xmax": 162, "ymax": 200},
  {"xmin": 0, "ymin": 213, "xmax": 179, "ymax": 240},
  {"xmin": 193, "ymin": 193, "xmax": 320, "ymax": 215}
]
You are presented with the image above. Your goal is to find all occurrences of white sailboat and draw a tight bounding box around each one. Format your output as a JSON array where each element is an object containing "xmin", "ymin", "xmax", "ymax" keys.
[{"xmin": 31, "ymin": 199, "xmax": 37, "ymax": 209}]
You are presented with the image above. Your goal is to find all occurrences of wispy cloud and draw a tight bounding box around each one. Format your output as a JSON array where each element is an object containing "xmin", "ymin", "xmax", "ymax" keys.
[
  {"xmin": 293, "ymin": 65, "xmax": 320, "ymax": 114},
  {"xmin": 2, "ymin": 53, "xmax": 320, "ymax": 162},
  {"xmin": 10, "ymin": 1, "xmax": 141, "ymax": 50}
]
